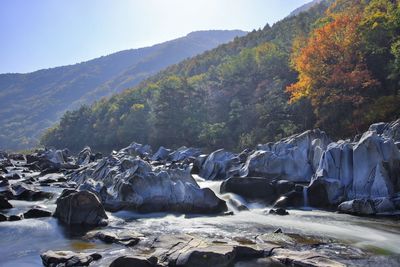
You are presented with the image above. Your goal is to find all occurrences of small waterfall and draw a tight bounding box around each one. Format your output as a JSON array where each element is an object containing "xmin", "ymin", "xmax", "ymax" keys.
[{"xmin": 303, "ymin": 186, "xmax": 309, "ymax": 208}]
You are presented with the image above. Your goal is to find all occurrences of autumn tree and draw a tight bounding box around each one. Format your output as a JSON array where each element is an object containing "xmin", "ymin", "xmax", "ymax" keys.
[{"xmin": 287, "ymin": 6, "xmax": 380, "ymax": 137}]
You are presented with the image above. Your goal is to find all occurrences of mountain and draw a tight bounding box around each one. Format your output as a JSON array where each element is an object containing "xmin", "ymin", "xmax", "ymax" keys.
[
  {"xmin": 0, "ymin": 30, "xmax": 246, "ymax": 150},
  {"xmin": 288, "ymin": 0, "xmax": 323, "ymax": 17},
  {"xmin": 41, "ymin": 0, "xmax": 332, "ymax": 152},
  {"xmin": 42, "ymin": 0, "xmax": 400, "ymax": 153}
]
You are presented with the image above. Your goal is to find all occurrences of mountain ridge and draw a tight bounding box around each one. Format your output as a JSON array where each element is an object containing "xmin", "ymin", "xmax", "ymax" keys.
[{"xmin": 0, "ymin": 30, "xmax": 246, "ymax": 150}]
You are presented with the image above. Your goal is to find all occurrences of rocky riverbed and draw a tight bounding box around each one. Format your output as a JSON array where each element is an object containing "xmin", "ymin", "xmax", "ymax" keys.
[{"xmin": 1, "ymin": 119, "xmax": 400, "ymax": 266}]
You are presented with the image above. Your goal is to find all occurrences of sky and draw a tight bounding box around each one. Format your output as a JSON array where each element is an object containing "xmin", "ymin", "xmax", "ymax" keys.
[{"xmin": 0, "ymin": 0, "xmax": 311, "ymax": 74}]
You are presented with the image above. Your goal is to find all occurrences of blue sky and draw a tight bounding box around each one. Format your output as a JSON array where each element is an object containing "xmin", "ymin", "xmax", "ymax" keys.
[{"xmin": 0, "ymin": 0, "xmax": 311, "ymax": 74}]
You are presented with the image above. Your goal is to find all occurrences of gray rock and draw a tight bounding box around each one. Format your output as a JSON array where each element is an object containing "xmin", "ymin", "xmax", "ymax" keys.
[
  {"xmin": 151, "ymin": 146, "xmax": 171, "ymax": 161},
  {"xmin": 54, "ymin": 190, "xmax": 108, "ymax": 226},
  {"xmin": 199, "ymin": 149, "xmax": 242, "ymax": 180},
  {"xmin": 0, "ymin": 213, "xmax": 8, "ymax": 221},
  {"xmin": 40, "ymin": 250, "xmax": 101, "ymax": 267},
  {"xmin": 121, "ymin": 142, "xmax": 152, "ymax": 158},
  {"xmin": 337, "ymin": 199, "xmax": 375, "ymax": 215},
  {"xmin": 242, "ymin": 129, "xmax": 330, "ymax": 182}
]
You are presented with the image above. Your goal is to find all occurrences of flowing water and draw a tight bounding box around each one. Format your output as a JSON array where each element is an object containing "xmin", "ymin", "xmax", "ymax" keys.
[{"xmin": 1, "ymin": 177, "xmax": 400, "ymax": 266}]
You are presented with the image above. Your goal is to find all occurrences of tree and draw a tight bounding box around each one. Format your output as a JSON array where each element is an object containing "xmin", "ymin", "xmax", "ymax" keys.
[{"xmin": 287, "ymin": 7, "xmax": 380, "ymax": 137}]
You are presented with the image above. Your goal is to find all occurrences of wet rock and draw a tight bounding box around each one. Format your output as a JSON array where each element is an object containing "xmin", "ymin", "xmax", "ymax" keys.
[
  {"xmin": 168, "ymin": 146, "xmax": 201, "ymax": 162},
  {"xmin": 199, "ymin": 149, "xmax": 242, "ymax": 180},
  {"xmin": 84, "ymin": 230, "xmax": 141, "ymax": 246},
  {"xmin": 23, "ymin": 208, "xmax": 52, "ymax": 219},
  {"xmin": 220, "ymin": 177, "xmax": 275, "ymax": 202},
  {"xmin": 272, "ymin": 248, "xmax": 345, "ymax": 267},
  {"xmin": 40, "ymin": 250, "xmax": 101, "ymax": 267},
  {"xmin": 10, "ymin": 182, "xmax": 52, "ymax": 201},
  {"xmin": 77, "ymin": 146, "xmax": 94, "ymax": 165},
  {"xmin": 110, "ymin": 256, "xmax": 159, "ymax": 267},
  {"xmin": 0, "ymin": 195, "xmax": 12, "ymax": 209},
  {"xmin": 275, "ymin": 180, "xmax": 295, "ymax": 196},
  {"xmin": 241, "ymin": 129, "xmax": 330, "ymax": 182},
  {"xmin": 307, "ymin": 179, "xmax": 330, "ymax": 208},
  {"xmin": 273, "ymin": 191, "xmax": 303, "ymax": 209},
  {"xmin": 54, "ymin": 190, "xmax": 108, "ymax": 226},
  {"xmin": 150, "ymin": 234, "xmax": 265, "ymax": 267},
  {"xmin": 337, "ymin": 199, "xmax": 375, "ymax": 215},
  {"xmin": 269, "ymin": 208, "xmax": 289, "ymax": 216},
  {"xmin": 274, "ymin": 228, "xmax": 283, "ymax": 233},
  {"xmin": 8, "ymin": 214, "xmax": 22, "ymax": 221},
  {"xmin": 0, "ymin": 178, "xmax": 9, "ymax": 187},
  {"xmin": 0, "ymin": 213, "xmax": 7, "ymax": 221}
]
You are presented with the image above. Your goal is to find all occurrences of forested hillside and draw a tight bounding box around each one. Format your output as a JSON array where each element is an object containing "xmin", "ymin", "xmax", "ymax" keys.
[
  {"xmin": 0, "ymin": 30, "xmax": 245, "ymax": 150},
  {"xmin": 42, "ymin": 0, "xmax": 400, "ymax": 153}
]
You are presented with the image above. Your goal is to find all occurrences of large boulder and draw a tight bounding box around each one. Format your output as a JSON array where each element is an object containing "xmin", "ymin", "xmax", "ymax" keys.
[
  {"xmin": 241, "ymin": 130, "xmax": 330, "ymax": 182},
  {"xmin": 220, "ymin": 177, "xmax": 276, "ymax": 202},
  {"xmin": 198, "ymin": 149, "xmax": 243, "ymax": 180},
  {"xmin": 311, "ymin": 130, "xmax": 400, "ymax": 205},
  {"xmin": 68, "ymin": 152, "xmax": 226, "ymax": 214},
  {"xmin": 54, "ymin": 190, "xmax": 108, "ymax": 226},
  {"xmin": 120, "ymin": 142, "xmax": 152, "ymax": 158}
]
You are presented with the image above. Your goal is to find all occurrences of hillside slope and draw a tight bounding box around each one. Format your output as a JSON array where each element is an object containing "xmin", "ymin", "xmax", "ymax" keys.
[
  {"xmin": 0, "ymin": 30, "xmax": 245, "ymax": 150},
  {"xmin": 43, "ymin": 0, "xmax": 400, "ymax": 153}
]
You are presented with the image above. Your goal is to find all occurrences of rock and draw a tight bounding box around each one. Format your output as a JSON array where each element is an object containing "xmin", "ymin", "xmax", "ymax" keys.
[
  {"xmin": 110, "ymin": 256, "xmax": 159, "ymax": 267},
  {"xmin": 269, "ymin": 208, "xmax": 289, "ymax": 216},
  {"xmin": 40, "ymin": 250, "xmax": 101, "ymax": 267},
  {"xmin": 273, "ymin": 191, "xmax": 303, "ymax": 209},
  {"xmin": 151, "ymin": 146, "xmax": 171, "ymax": 161},
  {"xmin": 275, "ymin": 180, "xmax": 295, "ymax": 196},
  {"xmin": 77, "ymin": 146, "xmax": 93, "ymax": 165},
  {"xmin": 373, "ymin": 197, "xmax": 396, "ymax": 213},
  {"xmin": 70, "ymin": 154, "xmax": 226, "ymax": 214},
  {"xmin": 0, "ymin": 213, "xmax": 8, "ymax": 221},
  {"xmin": 274, "ymin": 228, "xmax": 283, "ymax": 233},
  {"xmin": 10, "ymin": 182, "xmax": 52, "ymax": 201},
  {"xmin": 54, "ymin": 190, "xmax": 108, "ymax": 226},
  {"xmin": 241, "ymin": 129, "xmax": 330, "ymax": 182},
  {"xmin": 199, "ymin": 149, "xmax": 242, "ymax": 180},
  {"xmin": 6, "ymin": 173, "xmax": 20, "ymax": 180},
  {"xmin": 0, "ymin": 195, "xmax": 12, "ymax": 209},
  {"xmin": 168, "ymin": 146, "xmax": 202, "ymax": 162},
  {"xmin": 84, "ymin": 230, "xmax": 141, "ymax": 246},
  {"xmin": 220, "ymin": 177, "xmax": 276, "ymax": 202},
  {"xmin": 8, "ymin": 214, "xmax": 22, "ymax": 221},
  {"xmin": 307, "ymin": 179, "xmax": 330, "ymax": 208},
  {"xmin": 337, "ymin": 199, "xmax": 375, "ymax": 215},
  {"xmin": 121, "ymin": 142, "xmax": 152, "ymax": 158},
  {"xmin": 272, "ymin": 248, "xmax": 345, "ymax": 267},
  {"xmin": 23, "ymin": 208, "xmax": 52, "ymax": 219}
]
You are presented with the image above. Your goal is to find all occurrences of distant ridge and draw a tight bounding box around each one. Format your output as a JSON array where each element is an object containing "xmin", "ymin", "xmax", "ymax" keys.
[{"xmin": 0, "ymin": 30, "xmax": 246, "ymax": 150}]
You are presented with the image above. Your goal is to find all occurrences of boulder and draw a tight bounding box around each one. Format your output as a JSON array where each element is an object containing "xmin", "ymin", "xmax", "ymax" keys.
[
  {"xmin": 269, "ymin": 208, "xmax": 289, "ymax": 216},
  {"xmin": 241, "ymin": 129, "xmax": 330, "ymax": 182},
  {"xmin": 76, "ymin": 146, "xmax": 93, "ymax": 165},
  {"xmin": 84, "ymin": 230, "xmax": 141, "ymax": 246},
  {"xmin": 23, "ymin": 208, "xmax": 52, "ymax": 219},
  {"xmin": 121, "ymin": 142, "xmax": 152, "ymax": 158},
  {"xmin": 0, "ymin": 195, "xmax": 12, "ymax": 209},
  {"xmin": 311, "ymin": 130, "xmax": 400, "ymax": 205},
  {"xmin": 40, "ymin": 250, "xmax": 101, "ymax": 267},
  {"xmin": 220, "ymin": 177, "xmax": 276, "ymax": 202},
  {"xmin": 8, "ymin": 214, "xmax": 22, "ymax": 221},
  {"xmin": 199, "ymin": 149, "xmax": 242, "ymax": 180},
  {"xmin": 54, "ymin": 190, "xmax": 108, "ymax": 226},
  {"xmin": 110, "ymin": 256, "xmax": 159, "ymax": 267},
  {"xmin": 0, "ymin": 213, "xmax": 8, "ymax": 221},
  {"xmin": 337, "ymin": 199, "xmax": 375, "ymax": 215},
  {"xmin": 10, "ymin": 182, "xmax": 52, "ymax": 201},
  {"xmin": 168, "ymin": 146, "xmax": 202, "ymax": 162},
  {"xmin": 273, "ymin": 191, "xmax": 303, "ymax": 209},
  {"xmin": 151, "ymin": 146, "xmax": 172, "ymax": 161}
]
